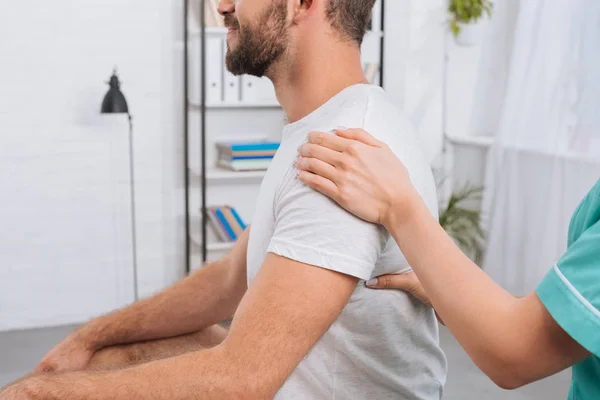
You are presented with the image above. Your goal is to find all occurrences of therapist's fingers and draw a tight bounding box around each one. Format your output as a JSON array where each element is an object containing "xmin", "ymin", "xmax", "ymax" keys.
[
  {"xmin": 366, "ymin": 272, "xmax": 432, "ymax": 307},
  {"xmin": 335, "ymin": 128, "xmax": 385, "ymax": 147},
  {"xmin": 297, "ymin": 170, "xmax": 339, "ymax": 200},
  {"xmin": 296, "ymin": 155, "xmax": 338, "ymax": 182},
  {"xmin": 298, "ymin": 142, "xmax": 344, "ymax": 167},
  {"xmin": 306, "ymin": 131, "xmax": 354, "ymax": 152}
]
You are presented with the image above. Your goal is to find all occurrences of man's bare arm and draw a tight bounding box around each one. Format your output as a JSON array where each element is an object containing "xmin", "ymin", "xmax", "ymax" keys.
[
  {"xmin": 21, "ymin": 253, "xmax": 358, "ymax": 399},
  {"xmin": 35, "ymin": 229, "xmax": 250, "ymax": 372}
]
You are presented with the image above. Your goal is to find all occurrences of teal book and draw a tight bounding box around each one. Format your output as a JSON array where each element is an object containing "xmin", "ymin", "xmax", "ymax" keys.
[
  {"xmin": 229, "ymin": 207, "xmax": 247, "ymax": 230},
  {"xmin": 217, "ymin": 142, "xmax": 280, "ymax": 153},
  {"xmin": 215, "ymin": 208, "xmax": 236, "ymax": 240}
]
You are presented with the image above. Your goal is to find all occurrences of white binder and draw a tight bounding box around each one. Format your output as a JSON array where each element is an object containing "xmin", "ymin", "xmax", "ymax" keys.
[
  {"xmin": 206, "ymin": 37, "xmax": 223, "ymax": 104},
  {"xmin": 241, "ymin": 76, "xmax": 277, "ymax": 105},
  {"xmin": 371, "ymin": 0, "xmax": 382, "ymax": 33},
  {"xmin": 222, "ymin": 40, "xmax": 240, "ymax": 103},
  {"xmin": 240, "ymin": 75, "xmax": 258, "ymax": 103}
]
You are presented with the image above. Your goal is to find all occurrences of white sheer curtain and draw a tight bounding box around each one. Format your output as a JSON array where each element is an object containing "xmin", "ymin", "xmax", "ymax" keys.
[
  {"xmin": 468, "ymin": 0, "xmax": 520, "ymax": 137},
  {"xmin": 482, "ymin": 0, "xmax": 600, "ymax": 295}
]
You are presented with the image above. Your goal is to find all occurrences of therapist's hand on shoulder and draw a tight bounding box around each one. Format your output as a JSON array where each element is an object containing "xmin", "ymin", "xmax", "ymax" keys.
[
  {"xmin": 367, "ymin": 272, "xmax": 444, "ymax": 325},
  {"xmin": 296, "ymin": 128, "xmax": 419, "ymax": 226}
]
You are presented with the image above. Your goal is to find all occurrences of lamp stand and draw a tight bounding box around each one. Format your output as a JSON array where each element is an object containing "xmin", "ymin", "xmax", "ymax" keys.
[{"xmin": 128, "ymin": 114, "xmax": 139, "ymax": 302}]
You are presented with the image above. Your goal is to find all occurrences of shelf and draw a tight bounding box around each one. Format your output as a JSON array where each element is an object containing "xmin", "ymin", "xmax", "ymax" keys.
[
  {"xmin": 190, "ymin": 167, "xmax": 267, "ymax": 182},
  {"xmin": 208, "ymin": 242, "xmax": 235, "ymax": 251},
  {"xmin": 190, "ymin": 232, "xmax": 235, "ymax": 252},
  {"xmin": 189, "ymin": 101, "xmax": 281, "ymax": 109},
  {"xmin": 445, "ymin": 134, "xmax": 494, "ymax": 149}
]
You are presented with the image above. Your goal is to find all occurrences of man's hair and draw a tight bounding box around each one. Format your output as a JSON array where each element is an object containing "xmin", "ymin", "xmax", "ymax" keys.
[{"xmin": 325, "ymin": 0, "xmax": 377, "ymax": 45}]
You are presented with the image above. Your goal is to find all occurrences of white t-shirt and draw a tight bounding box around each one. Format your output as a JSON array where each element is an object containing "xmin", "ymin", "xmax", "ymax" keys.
[{"xmin": 246, "ymin": 84, "xmax": 447, "ymax": 399}]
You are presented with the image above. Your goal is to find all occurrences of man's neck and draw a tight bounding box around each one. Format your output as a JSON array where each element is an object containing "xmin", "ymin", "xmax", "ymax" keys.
[{"xmin": 269, "ymin": 41, "xmax": 367, "ymax": 124}]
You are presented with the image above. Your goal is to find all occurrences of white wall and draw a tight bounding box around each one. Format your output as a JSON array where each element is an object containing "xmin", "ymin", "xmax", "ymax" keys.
[
  {"xmin": 0, "ymin": 0, "xmax": 491, "ymax": 327},
  {"xmin": 1, "ymin": 0, "xmax": 185, "ymax": 307}
]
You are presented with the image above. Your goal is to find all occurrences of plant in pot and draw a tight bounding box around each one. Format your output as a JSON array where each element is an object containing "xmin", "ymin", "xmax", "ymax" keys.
[
  {"xmin": 448, "ymin": 0, "xmax": 493, "ymax": 46},
  {"xmin": 439, "ymin": 184, "xmax": 487, "ymax": 266}
]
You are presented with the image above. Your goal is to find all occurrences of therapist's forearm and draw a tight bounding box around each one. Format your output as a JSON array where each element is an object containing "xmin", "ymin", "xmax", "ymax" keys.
[{"xmin": 384, "ymin": 199, "xmax": 532, "ymax": 386}]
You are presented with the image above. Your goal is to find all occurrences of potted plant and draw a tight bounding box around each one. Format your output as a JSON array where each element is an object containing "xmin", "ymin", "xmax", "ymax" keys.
[
  {"xmin": 439, "ymin": 185, "xmax": 487, "ymax": 265},
  {"xmin": 448, "ymin": 0, "xmax": 493, "ymax": 46}
]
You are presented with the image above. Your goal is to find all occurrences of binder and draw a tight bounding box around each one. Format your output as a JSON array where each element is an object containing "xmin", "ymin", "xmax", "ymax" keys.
[
  {"xmin": 253, "ymin": 77, "xmax": 277, "ymax": 104},
  {"xmin": 206, "ymin": 37, "xmax": 224, "ymax": 104},
  {"xmin": 240, "ymin": 75, "xmax": 258, "ymax": 103},
  {"xmin": 222, "ymin": 40, "xmax": 240, "ymax": 103},
  {"xmin": 371, "ymin": 0, "xmax": 382, "ymax": 33}
]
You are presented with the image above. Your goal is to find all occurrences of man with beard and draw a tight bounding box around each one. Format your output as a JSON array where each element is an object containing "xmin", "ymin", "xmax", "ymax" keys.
[{"xmin": 0, "ymin": 1, "xmax": 446, "ymax": 399}]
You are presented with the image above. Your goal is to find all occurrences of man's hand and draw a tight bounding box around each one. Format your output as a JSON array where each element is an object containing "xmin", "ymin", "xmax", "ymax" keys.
[
  {"xmin": 34, "ymin": 333, "xmax": 95, "ymax": 373},
  {"xmin": 367, "ymin": 272, "xmax": 444, "ymax": 325},
  {"xmin": 0, "ymin": 376, "xmax": 47, "ymax": 400}
]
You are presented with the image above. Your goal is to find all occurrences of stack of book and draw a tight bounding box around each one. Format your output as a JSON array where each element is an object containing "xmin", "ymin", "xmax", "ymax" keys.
[
  {"xmin": 207, "ymin": 205, "xmax": 247, "ymax": 242},
  {"xmin": 216, "ymin": 141, "xmax": 280, "ymax": 171}
]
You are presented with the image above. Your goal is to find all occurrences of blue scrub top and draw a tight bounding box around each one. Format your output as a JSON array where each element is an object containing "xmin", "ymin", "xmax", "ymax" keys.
[{"xmin": 537, "ymin": 178, "xmax": 600, "ymax": 399}]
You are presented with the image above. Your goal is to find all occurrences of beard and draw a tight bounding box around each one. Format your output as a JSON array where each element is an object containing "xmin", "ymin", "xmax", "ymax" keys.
[{"xmin": 225, "ymin": 2, "xmax": 289, "ymax": 77}]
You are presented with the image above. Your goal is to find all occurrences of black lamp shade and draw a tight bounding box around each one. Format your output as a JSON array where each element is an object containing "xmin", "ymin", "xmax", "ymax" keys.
[{"xmin": 101, "ymin": 72, "xmax": 129, "ymax": 114}]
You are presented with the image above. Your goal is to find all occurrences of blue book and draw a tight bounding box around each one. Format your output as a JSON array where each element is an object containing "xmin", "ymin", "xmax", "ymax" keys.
[
  {"xmin": 217, "ymin": 142, "xmax": 280, "ymax": 153},
  {"xmin": 229, "ymin": 207, "xmax": 247, "ymax": 230},
  {"xmin": 215, "ymin": 208, "xmax": 236, "ymax": 240},
  {"xmin": 224, "ymin": 155, "xmax": 274, "ymax": 161}
]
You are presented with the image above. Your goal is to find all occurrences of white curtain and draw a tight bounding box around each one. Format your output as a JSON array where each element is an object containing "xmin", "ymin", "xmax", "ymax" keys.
[
  {"xmin": 468, "ymin": 0, "xmax": 520, "ymax": 137},
  {"xmin": 482, "ymin": 0, "xmax": 600, "ymax": 295}
]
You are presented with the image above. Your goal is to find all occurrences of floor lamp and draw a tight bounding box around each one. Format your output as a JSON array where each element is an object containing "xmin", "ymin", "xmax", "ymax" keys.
[{"xmin": 101, "ymin": 69, "xmax": 139, "ymax": 301}]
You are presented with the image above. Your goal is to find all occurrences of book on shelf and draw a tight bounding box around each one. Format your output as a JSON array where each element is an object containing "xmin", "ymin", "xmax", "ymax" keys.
[
  {"xmin": 216, "ymin": 141, "xmax": 280, "ymax": 153},
  {"xmin": 215, "ymin": 140, "xmax": 280, "ymax": 171},
  {"xmin": 206, "ymin": 206, "xmax": 247, "ymax": 242}
]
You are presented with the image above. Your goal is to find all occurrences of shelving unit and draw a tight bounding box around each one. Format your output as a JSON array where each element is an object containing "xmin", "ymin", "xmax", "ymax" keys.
[{"xmin": 183, "ymin": 0, "xmax": 385, "ymax": 272}]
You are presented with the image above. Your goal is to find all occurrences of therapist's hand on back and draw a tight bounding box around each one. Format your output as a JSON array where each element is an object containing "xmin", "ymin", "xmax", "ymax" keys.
[
  {"xmin": 296, "ymin": 128, "xmax": 420, "ymax": 227},
  {"xmin": 367, "ymin": 272, "xmax": 444, "ymax": 324},
  {"xmin": 296, "ymin": 128, "xmax": 442, "ymax": 316}
]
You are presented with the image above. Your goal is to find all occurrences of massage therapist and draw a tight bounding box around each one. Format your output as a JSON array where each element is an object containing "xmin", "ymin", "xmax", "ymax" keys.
[{"xmin": 295, "ymin": 128, "xmax": 600, "ymax": 399}]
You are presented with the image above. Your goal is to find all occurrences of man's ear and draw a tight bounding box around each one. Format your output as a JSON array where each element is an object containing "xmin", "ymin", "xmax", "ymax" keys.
[{"xmin": 292, "ymin": 0, "xmax": 316, "ymax": 24}]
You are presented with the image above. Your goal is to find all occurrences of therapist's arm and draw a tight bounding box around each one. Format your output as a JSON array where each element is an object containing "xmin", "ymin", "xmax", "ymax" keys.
[
  {"xmin": 385, "ymin": 201, "xmax": 590, "ymax": 389},
  {"xmin": 3, "ymin": 254, "xmax": 357, "ymax": 399},
  {"xmin": 295, "ymin": 128, "xmax": 590, "ymax": 390}
]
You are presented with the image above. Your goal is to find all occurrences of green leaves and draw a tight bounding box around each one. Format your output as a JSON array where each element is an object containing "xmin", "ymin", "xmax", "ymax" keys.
[
  {"xmin": 448, "ymin": 0, "xmax": 493, "ymax": 37},
  {"xmin": 439, "ymin": 185, "xmax": 487, "ymax": 266}
]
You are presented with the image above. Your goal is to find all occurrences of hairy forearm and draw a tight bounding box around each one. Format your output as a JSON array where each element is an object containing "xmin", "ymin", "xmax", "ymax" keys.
[
  {"xmin": 76, "ymin": 258, "xmax": 246, "ymax": 351},
  {"xmin": 26, "ymin": 348, "xmax": 262, "ymax": 400}
]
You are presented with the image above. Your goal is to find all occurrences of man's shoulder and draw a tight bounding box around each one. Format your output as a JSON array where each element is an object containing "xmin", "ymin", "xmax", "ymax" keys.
[{"xmin": 363, "ymin": 88, "xmax": 415, "ymax": 141}]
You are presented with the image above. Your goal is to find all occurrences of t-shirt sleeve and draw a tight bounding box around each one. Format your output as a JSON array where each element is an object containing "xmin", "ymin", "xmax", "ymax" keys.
[
  {"xmin": 536, "ymin": 220, "xmax": 600, "ymax": 357},
  {"xmin": 267, "ymin": 169, "xmax": 388, "ymax": 281}
]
